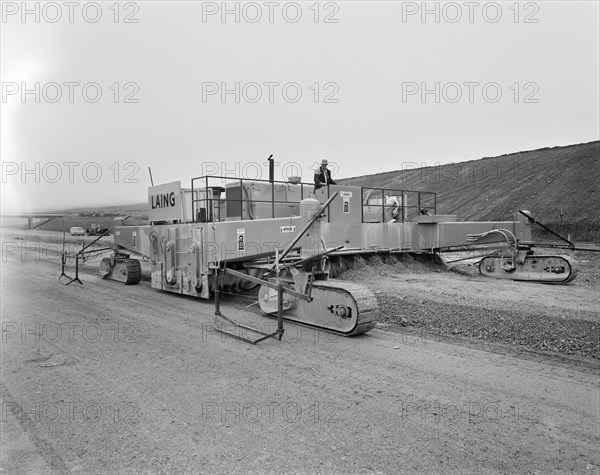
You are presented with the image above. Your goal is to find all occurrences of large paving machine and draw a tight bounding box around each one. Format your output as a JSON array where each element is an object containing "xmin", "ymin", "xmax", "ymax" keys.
[{"xmin": 99, "ymin": 171, "xmax": 578, "ymax": 338}]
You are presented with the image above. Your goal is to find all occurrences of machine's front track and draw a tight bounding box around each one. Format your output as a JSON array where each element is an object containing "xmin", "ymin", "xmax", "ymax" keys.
[
  {"xmin": 258, "ymin": 280, "xmax": 379, "ymax": 336},
  {"xmin": 479, "ymin": 254, "xmax": 578, "ymax": 284},
  {"xmin": 99, "ymin": 257, "xmax": 142, "ymax": 285}
]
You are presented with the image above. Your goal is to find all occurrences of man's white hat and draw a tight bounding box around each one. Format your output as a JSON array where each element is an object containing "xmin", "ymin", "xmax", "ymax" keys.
[{"xmin": 321, "ymin": 159, "xmax": 328, "ymax": 166}]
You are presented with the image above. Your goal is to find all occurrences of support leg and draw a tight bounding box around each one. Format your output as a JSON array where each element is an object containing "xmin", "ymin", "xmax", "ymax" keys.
[
  {"xmin": 276, "ymin": 284, "xmax": 285, "ymax": 340},
  {"xmin": 66, "ymin": 256, "xmax": 83, "ymax": 285}
]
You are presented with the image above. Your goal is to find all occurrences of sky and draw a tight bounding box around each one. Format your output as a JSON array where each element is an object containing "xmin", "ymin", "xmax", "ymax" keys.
[{"xmin": 1, "ymin": 0, "xmax": 599, "ymax": 212}]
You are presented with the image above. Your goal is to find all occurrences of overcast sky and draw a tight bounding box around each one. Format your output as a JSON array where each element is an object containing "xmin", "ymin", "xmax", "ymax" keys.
[{"xmin": 1, "ymin": 0, "xmax": 599, "ymax": 212}]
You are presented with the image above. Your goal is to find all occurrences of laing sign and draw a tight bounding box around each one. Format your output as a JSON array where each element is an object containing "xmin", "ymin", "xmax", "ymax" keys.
[
  {"xmin": 152, "ymin": 192, "xmax": 175, "ymax": 208},
  {"xmin": 148, "ymin": 181, "xmax": 182, "ymax": 223}
]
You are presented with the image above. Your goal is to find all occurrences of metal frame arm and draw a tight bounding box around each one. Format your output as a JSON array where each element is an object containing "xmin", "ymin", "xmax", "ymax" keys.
[{"xmin": 275, "ymin": 192, "xmax": 339, "ymax": 266}]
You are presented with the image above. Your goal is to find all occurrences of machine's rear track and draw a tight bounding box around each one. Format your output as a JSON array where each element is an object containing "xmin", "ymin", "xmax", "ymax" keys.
[{"xmin": 479, "ymin": 255, "xmax": 578, "ymax": 284}]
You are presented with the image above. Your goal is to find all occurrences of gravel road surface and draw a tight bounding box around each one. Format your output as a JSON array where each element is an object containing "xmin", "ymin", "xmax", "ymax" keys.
[{"xmin": 1, "ymin": 233, "xmax": 599, "ymax": 474}]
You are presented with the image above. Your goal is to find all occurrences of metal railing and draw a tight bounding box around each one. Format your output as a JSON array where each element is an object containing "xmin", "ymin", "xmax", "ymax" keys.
[
  {"xmin": 359, "ymin": 187, "xmax": 437, "ymax": 223},
  {"xmin": 190, "ymin": 176, "xmax": 436, "ymax": 224},
  {"xmin": 191, "ymin": 175, "xmax": 314, "ymax": 223}
]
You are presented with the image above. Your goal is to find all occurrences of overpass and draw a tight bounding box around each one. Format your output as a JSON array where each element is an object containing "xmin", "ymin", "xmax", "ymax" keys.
[{"xmin": 0, "ymin": 213, "xmax": 66, "ymax": 229}]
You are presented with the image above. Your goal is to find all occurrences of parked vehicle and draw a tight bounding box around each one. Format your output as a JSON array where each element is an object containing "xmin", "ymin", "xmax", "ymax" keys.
[
  {"xmin": 70, "ymin": 226, "xmax": 85, "ymax": 236},
  {"xmin": 86, "ymin": 224, "xmax": 111, "ymax": 236}
]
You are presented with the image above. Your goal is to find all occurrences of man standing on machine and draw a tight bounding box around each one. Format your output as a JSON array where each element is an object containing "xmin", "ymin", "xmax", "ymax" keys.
[{"xmin": 314, "ymin": 159, "xmax": 337, "ymax": 191}]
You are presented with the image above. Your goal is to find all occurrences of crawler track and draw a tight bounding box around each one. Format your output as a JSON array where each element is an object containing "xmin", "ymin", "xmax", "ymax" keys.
[
  {"xmin": 479, "ymin": 255, "xmax": 578, "ymax": 284},
  {"xmin": 259, "ymin": 279, "xmax": 379, "ymax": 336}
]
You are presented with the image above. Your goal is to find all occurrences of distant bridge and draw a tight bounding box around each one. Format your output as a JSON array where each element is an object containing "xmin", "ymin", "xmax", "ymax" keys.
[{"xmin": 1, "ymin": 213, "xmax": 66, "ymax": 229}]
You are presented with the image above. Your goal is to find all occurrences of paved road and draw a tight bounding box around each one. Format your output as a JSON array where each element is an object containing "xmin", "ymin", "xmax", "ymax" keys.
[{"xmin": 1, "ymin": 255, "xmax": 599, "ymax": 474}]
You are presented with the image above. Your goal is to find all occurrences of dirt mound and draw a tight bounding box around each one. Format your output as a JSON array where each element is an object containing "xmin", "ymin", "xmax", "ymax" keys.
[
  {"xmin": 329, "ymin": 253, "xmax": 445, "ymax": 279},
  {"xmin": 342, "ymin": 141, "xmax": 600, "ymax": 242}
]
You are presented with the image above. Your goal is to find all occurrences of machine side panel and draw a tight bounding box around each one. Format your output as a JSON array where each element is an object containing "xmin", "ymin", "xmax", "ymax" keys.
[
  {"xmin": 320, "ymin": 220, "xmax": 530, "ymax": 252},
  {"xmin": 207, "ymin": 217, "xmax": 304, "ymax": 263},
  {"xmin": 315, "ymin": 185, "xmax": 363, "ymax": 223},
  {"xmin": 113, "ymin": 225, "xmax": 154, "ymax": 257}
]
